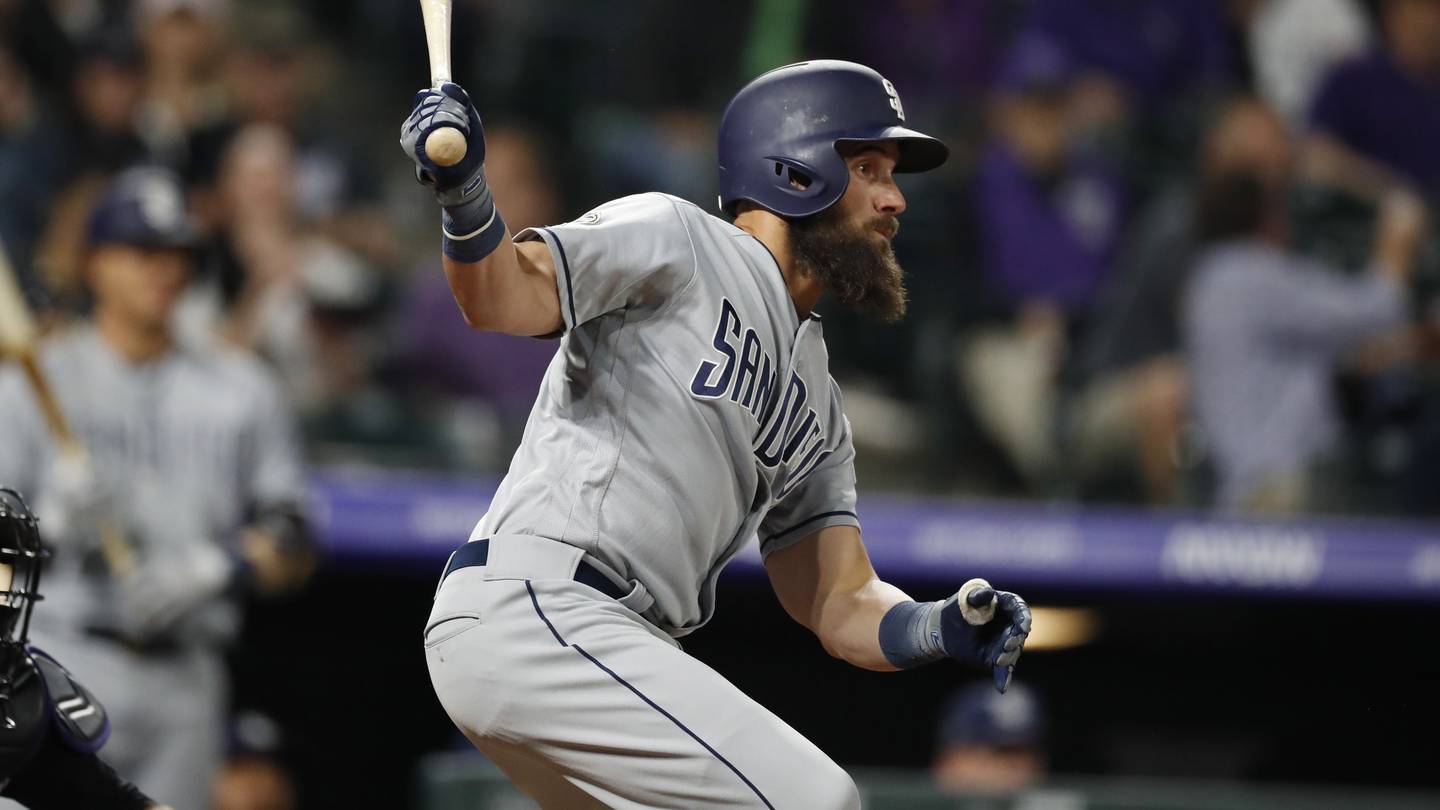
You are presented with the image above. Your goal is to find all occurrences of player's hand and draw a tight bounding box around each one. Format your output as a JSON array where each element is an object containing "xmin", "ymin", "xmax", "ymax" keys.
[
  {"xmin": 35, "ymin": 451, "xmax": 115, "ymax": 547},
  {"xmin": 116, "ymin": 541, "xmax": 234, "ymax": 640},
  {"xmin": 400, "ymin": 82, "xmax": 486, "ymax": 198},
  {"xmin": 938, "ymin": 585, "xmax": 1032, "ymax": 693}
]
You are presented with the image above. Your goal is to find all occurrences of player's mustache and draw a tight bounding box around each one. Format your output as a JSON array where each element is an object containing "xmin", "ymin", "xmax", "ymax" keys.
[{"xmin": 870, "ymin": 216, "xmax": 900, "ymax": 239}]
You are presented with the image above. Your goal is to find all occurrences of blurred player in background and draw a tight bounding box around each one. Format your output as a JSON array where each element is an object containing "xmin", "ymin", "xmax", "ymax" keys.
[
  {"xmin": 403, "ymin": 61, "xmax": 1031, "ymax": 807},
  {"xmin": 932, "ymin": 682, "xmax": 1047, "ymax": 795},
  {"xmin": 0, "ymin": 488, "xmax": 170, "ymax": 810},
  {"xmin": 0, "ymin": 168, "xmax": 314, "ymax": 809}
]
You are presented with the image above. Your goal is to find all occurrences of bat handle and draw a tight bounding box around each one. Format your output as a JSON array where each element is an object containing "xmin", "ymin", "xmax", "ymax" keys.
[
  {"xmin": 958, "ymin": 578, "xmax": 996, "ymax": 626},
  {"xmin": 421, "ymin": 81, "xmax": 469, "ymax": 168}
]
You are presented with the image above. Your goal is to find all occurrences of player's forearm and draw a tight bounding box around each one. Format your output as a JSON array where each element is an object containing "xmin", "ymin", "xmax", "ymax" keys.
[{"xmin": 813, "ymin": 576, "xmax": 912, "ymax": 671}]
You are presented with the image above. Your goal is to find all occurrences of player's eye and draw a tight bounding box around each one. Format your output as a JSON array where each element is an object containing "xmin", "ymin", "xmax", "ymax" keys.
[{"xmin": 856, "ymin": 162, "xmax": 871, "ymax": 177}]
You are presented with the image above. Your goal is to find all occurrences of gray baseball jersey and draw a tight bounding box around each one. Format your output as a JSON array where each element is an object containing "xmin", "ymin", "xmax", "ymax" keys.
[{"xmin": 477, "ymin": 192, "xmax": 860, "ymax": 636}]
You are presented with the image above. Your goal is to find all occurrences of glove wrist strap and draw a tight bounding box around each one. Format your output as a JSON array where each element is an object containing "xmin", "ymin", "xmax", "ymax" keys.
[
  {"xmin": 440, "ymin": 173, "xmax": 507, "ymax": 263},
  {"xmin": 878, "ymin": 599, "xmax": 946, "ymax": 669}
]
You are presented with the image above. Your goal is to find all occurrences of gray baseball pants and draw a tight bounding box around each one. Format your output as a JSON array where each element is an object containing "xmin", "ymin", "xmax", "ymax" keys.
[{"xmin": 424, "ymin": 535, "xmax": 860, "ymax": 809}]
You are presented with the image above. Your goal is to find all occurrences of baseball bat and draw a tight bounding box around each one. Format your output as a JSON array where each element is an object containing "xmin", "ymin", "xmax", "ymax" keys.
[
  {"xmin": 0, "ymin": 240, "xmax": 136, "ymax": 578},
  {"xmin": 418, "ymin": 0, "xmax": 468, "ymax": 168}
]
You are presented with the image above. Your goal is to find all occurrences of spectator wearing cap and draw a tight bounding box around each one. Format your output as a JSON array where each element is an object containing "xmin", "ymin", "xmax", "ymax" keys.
[
  {"xmin": 932, "ymin": 682, "xmax": 1048, "ymax": 795},
  {"xmin": 0, "ymin": 167, "xmax": 315, "ymax": 809},
  {"xmin": 956, "ymin": 32, "xmax": 1127, "ymax": 490}
]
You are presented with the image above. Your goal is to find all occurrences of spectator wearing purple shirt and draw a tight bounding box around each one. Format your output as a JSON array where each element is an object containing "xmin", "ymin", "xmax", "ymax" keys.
[
  {"xmin": 957, "ymin": 33, "xmax": 1126, "ymax": 489},
  {"xmin": 1306, "ymin": 0, "xmax": 1440, "ymax": 198},
  {"xmin": 1021, "ymin": 0, "xmax": 1233, "ymax": 113},
  {"xmin": 1184, "ymin": 174, "xmax": 1425, "ymax": 514}
]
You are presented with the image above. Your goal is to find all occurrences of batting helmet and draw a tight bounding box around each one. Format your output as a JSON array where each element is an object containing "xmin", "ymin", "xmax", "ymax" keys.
[{"xmin": 717, "ymin": 60, "xmax": 949, "ymax": 218}]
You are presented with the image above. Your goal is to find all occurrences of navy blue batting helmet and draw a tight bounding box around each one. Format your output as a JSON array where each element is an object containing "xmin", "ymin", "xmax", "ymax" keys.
[
  {"xmin": 86, "ymin": 167, "xmax": 202, "ymax": 250},
  {"xmin": 717, "ymin": 60, "xmax": 949, "ymax": 218}
]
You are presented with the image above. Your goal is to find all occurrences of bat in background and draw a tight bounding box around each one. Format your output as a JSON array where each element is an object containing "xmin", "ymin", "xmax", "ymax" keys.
[
  {"xmin": 418, "ymin": 0, "xmax": 469, "ymax": 168},
  {"xmin": 0, "ymin": 239, "xmax": 136, "ymax": 578}
]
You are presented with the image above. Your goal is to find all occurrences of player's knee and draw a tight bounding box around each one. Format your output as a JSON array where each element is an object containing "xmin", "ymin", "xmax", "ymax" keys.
[{"xmin": 809, "ymin": 759, "xmax": 860, "ymax": 810}]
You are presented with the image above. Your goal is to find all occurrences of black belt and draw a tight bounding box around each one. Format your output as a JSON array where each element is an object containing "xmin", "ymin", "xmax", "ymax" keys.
[{"xmin": 441, "ymin": 538, "xmax": 628, "ymax": 601}]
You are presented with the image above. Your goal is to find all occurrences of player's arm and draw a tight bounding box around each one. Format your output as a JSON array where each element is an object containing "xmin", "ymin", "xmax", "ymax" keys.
[
  {"xmin": 764, "ymin": 524, "xmax": 910, "ymax": 671},
  {"xmin": 400, "ymin": 83, "xmax": 563, "ymax": 336},
  {"xmin": 766, "ymin": 525, "xmax": 1032, "ymax": 692}
]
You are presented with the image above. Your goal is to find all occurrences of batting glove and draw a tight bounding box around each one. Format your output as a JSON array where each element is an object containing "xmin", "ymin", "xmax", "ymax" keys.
[
  {"xmin": 937, "ymin": 586, "xmax": 1033, "ymax": 693},
  {"xmin": 400, "ymin": 82, "xmax": 487, "ymax": 199},
  {"xmin": 399, "ymin": 82, "xmax": 506, "ymax": 262},
  {"xmin": 116, "ymin": 541, "xmax": 235, "ymax": 641},
  {"xmin": 35, "ymin": 452, "xmax": 115, "ymax": 549}
]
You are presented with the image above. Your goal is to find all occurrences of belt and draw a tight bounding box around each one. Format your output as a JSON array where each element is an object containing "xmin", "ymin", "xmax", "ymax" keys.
[{"xmin": 440, "ymin": 538, "xmax": 628, "ymax": 601}]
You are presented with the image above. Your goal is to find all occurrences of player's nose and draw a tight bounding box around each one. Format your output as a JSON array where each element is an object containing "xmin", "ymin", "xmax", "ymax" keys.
[{"xmin": 875, "ymin": 184, "xmax": 906, "ymax": 216}]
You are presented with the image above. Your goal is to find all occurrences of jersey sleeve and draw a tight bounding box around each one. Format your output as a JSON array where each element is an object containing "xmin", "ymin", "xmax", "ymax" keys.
[
  {"xmin": 515, "ymin": 193, "xmax": 698, "ymax": 331},
  {"xmin": 757, "ymin": 382, "xmax": 861, "ymax": 558}
]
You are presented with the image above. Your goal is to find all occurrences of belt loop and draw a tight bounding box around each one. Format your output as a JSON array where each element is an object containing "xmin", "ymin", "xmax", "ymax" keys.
[{"xmin": 617, "ymin": 579, "xmax": 655, "ymax": 616}]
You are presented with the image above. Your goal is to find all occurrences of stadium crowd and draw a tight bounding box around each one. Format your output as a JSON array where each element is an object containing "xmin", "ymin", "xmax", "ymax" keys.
[
  {"xmin": 3, "ymin": 0, "xmax": 1438, "ymax": 518},
  {"xmin": 2, "ymin": 1, "xmax": 1439, "ymax": 807}
]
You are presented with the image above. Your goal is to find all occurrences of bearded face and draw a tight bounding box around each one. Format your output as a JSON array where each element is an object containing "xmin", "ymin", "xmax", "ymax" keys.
[{"xmin": 787, "ymin": 203, "xmax": 907, "ymax": 322}]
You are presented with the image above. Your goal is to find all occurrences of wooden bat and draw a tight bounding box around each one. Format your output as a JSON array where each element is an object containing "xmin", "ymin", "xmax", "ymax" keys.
[
  {"xmin": 0, "ymin": 239, "xmax": 136, "ymax": 577},
  {"xmin": 418, "ymin": 0, "xmax": 468, "ymax": 168}
]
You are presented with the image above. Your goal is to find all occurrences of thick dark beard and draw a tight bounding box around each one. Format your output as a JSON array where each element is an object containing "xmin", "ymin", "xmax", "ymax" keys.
[{"xmin": 788, "ymin": 205, "xmax": 907, "ymax": 322}]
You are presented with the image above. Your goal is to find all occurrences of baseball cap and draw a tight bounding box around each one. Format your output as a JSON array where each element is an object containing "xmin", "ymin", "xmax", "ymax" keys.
[
  {"xmin": 86, "ymin": 167, "xmax": 203, "ymax": 251},
  {"xmin": 993, "ymin": 33, "xmax": 1075, "ymax": 98},
  {"xmin": 937, "ymin": 682, "xmax": 1046, "ymax": 749}
]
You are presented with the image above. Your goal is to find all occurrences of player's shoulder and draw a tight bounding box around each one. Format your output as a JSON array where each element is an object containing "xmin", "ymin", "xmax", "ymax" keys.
[{"xmin": 574, "ymin": 191, "xmax": 731, "ymax": 234}]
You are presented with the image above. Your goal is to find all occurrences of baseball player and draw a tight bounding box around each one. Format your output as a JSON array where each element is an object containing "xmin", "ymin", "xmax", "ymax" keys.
[
  {"xmin": 0, "ymin": 488, "xmax": 171, "ymax": 810},
  {"xmin": 402, "ymin": 61, "xmax": 1033, "ymax": 808},
  {"xmin": 0, "ymin": 168, "xmax": 313, "ymax": 810}
]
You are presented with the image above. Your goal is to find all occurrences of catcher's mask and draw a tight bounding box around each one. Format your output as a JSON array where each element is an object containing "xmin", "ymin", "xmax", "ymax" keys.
[{"xmin": 0, "ymin": 488, "xmax": 45, "ymax": 647}]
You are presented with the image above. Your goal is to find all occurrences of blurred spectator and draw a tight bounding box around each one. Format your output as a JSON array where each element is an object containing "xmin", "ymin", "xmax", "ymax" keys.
[
  {"xmin": 932, "ymin": 682, "xmax": 1050, "ymax": 795},
  {"xmin": 1020, "ymin": 0, "xmax": 1232, "ymax": 117},
  {"xmin": 178, "ymin": 123, "xmax": 431, "ymax": 458},
  {"xmin": 1019, "ymin": 0, "xmax": 1232, "ymax": 186},
  {"xmin": 811, "ymin": 0, "xmax": 1019, "ymax": 128},
  {"xmin": 399, "ymin": 124, "xmax": 560, "ymax": 468},
  {"xmin": 212, "ymin": 711, "xmax": 298, "ymax": 810},
  {"xmin": 0, "ymin": 44, "xmax": 61, "ymax": 290},
  {"xmin": 1069, "ymin": 97, "xmax": 1293, "ymax": 504},
  {"xmin": 222, "ymin": 2, "xmax": 399, "ymax": 267},
  {"xmin": 0, "ymin": 167, "xmax": 314, "ymax": 810},
  {"xmin": 62, "ymin": 33, "xmax": 150, "ymax": 179},
  {"xmin": 1246, "ymin": 0, "xmax": 1372, "ymax": 131},
  {"xmin": 134, "ymin": 0, "xmax": 233, "ymax": 182},
  {"xmin": 1184, "ymin": 175, "xmax": 1426, "ymax": 514},
  {"xmin": 957, "ymin": 33, "xmax": 1126, "ymax": 488},
  {"xmin": 1305, "ymin": 0, "xmax": 1440, "ymax": 199}
]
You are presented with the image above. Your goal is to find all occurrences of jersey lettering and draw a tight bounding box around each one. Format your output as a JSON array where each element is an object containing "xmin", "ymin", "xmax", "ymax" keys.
[
  {"xmin": 689, "ymin": 298, "xmax": 741, "ymax": 398},
  {"xmin": 690, "ymin": 300, "xmax": 829, "ymax": 472}
]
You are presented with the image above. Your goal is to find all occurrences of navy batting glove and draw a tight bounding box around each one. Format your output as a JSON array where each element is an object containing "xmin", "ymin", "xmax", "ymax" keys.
[
  {"xmin": 399, "ymin": 82, "xmax": 487, "ymax": 197},
  {"xmin": 939, "ymin": 587, "xmax": 1032, "ymax": 692},
  {"xmin": 399, "ymin": 82, "xmax": 507, "ymax": 262}
]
